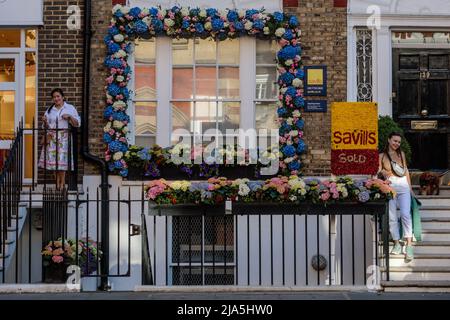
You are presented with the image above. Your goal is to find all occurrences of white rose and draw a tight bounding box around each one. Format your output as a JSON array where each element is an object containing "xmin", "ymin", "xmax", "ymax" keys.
[
  {"xmin": 199, "ymin": 9, "xmax": 207, "ymax": 18},
  {"xmin": 121, "ymin": 7, "xmax": 130, "ymax": 15},
  {"xmin": 292, "ymin": 78, "xmax": 303, "ymax": 87},
  {"xmin": 224, "ymin": 22, "xmax": 230, "ymax": 28},
  {"xmin": 289, "ymin": 130, "xmax": 299, "ymax": 137},
  {"xmin": 263, "ymin": 27, "xmax": 270, "ymax": 35},
  {"xmin": 116, "ymin": 75, "xmax": 124, "ymax": 82},
  {"xmin": 289, "ymin": 195, "xmax": 297, "ymax": 202},
  {"xmin": 238, "ymin": 10, "xmax": 245, "ymax": 18},
  {"xmin": 122, "ymin": 127, "xmax": 129, "ymax": 134},
  {"xmin": 280, "ymin": 87, "xmax": 288, "ymax": 94},
  {"xmin": 114, "ymin": 50, "xmax": 127, "ymax": 58},
  {"xmin": 158, "ymin": 9, "xmax": 167, "ymax": 17},
  {"xmin": 299, "ymin": 188, "xmax": 307, "ymax": 196},
  {"xmin": 113, "ymin": 101, "xmax": 126, "ymax": 110},
  {"xmin": 113, "ymin": 34, "xmax": 124, "ymax": 43},
  {"xmin": 113, "ymin": 152, "xmax": 123, "ymax": 161},
  {"xmin": 275, "ymin": 28, "xmax": 285, "ymax": 37},
  {"xmin": 219, "ymin": 10, "xmax": 228, "ymax": 18},
  {"xmin": 112, "ymin": 4, "xmax": 122, "ymax": 14},
  {"xmin": 284, "ymin": 157, "xmax": 293, "ymax": 164},
  {"xmin": 181, "ymin": 8, "xmax": 190, "ymax": 17},
  {"xmin": 106, "ymin": 93, "xmax": 113, "ymax": 100},
  {"xmin": 287, "ymin": 118, "xmax": 293, "ymax": 125},
  {"xmin": 110, "ymin": 18, "xmax": 116, "ymax": 24},
  {"xmin": 164, "ymin": 18, "xmax": 175, "ymax": 27},
  {"xmin": 113, "ymin": 120, "xmax": 124, "ymax": 129},
  {"xmin": 142, "ymin": 16, "xmax": 152, "ymax": 25},
  {"xmin": 292, "ymin": 110, "xmax": 301, "ymax": 117},
  {"xmin": 238, "ymin": 184, "xmax": 250, "ymax": 197},
  {"xmin": 244, "ymin": 21, "xmax": 253, "ymax": 30},
  {"xmin": 204, "ymin": 21, "xmax": 212, "ymax": 31},
  {"xmin": 284, "ymin": 59, "xmax": 293, "ymax": 66},
  {"xmin": 295, "ymin": 55, "xmax": 302, "ymax": 62},
  {"xmin": 104, "ymin": 122, "xmax": 111, "ymax": 132}
]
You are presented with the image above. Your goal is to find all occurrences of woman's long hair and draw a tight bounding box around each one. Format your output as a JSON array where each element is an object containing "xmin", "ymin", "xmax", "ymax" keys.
[{"xmin": 384, "ymin": 131, "xmax": 404, "ymax": 165}]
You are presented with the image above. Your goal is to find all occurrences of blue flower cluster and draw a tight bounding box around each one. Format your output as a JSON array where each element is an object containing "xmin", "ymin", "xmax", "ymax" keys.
[
  {"xmin": 279, "ymin": 72, "xmax": 295, "ymax": 85},
  {"xmin": 227, "ymin": 10, "xmax": 238, "ymax": 22},
  {"xmin": 282, "ymin": 145, "xmax": 296, "ymax": 157},
  {"xmin": 104, "ymin": 106, "xmax": 114, "ymax": 119},
  {"xmin": 134, "ymin": 20, "xmax": 148, "ymax": 34},
  {"xmin": 277, "ymin": 45, "xmax": 300, "ymax": 61},
  {"xmin": 112, "ymin": 111, "xmax": 130, "ymax": 122},
  {"xmin": 297, "ymin": 140, "xmax": 306, "ymax": 153},
  {"xmin": 104, "ymin": 58, "xmax": 123, "ymax": 69},
  {"xmin": 129, "ymin": 7, "xmax": 141, "ymax": 18},
  {"xmin": 212, "ymin": 18, "xmax": 224, "ymax": 31},
  {"xmin": 273, "ymin": 12, "xmax": 284, "ymax": 22},
  {"xmin": 109, "ymin": 141, "xmax": 128, "ymax": 153},
  {"xmin": 104, "ymin": 133, "xmax": 113, "ymax": 144},
  {"xmin": 107, "ymin": 83, "xmax": 121, "ymax": 97}
]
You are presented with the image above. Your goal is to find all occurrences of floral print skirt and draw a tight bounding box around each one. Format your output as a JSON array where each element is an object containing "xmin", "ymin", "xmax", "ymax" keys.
[{"xmin": 38, "ymin": 131, "xmax": 73, "ymax": 171}]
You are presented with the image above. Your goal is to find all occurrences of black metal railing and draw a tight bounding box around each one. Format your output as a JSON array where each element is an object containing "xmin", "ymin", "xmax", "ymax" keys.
[{"xmin": 147, "ymin": 202, "xmax": 390, "ymax": 287}]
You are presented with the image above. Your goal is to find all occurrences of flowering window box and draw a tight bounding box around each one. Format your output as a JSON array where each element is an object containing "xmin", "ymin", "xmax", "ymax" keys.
[{"xmin": 218, "ymin": 165, "xmax": 258, "ymax": 180}]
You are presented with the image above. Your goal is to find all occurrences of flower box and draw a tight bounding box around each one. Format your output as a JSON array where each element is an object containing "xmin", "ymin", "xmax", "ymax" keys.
[
  {"xmin": 127, "ymin": 166, "xmax": 144, "ymax": 180},
  {"xmin": 43, "ymin": 263, "xmax": 69, "ymax": 283},
  {"xmin": 158, "ymin": 164, "xmax": 194, "ymax": 180},
  {"xmin": 218, "ymin": 165, "xmax": 258, "ymax": 179},
  {"xmin": 149, "ymin": 203, "xmax": 227, "ymax": 216}
]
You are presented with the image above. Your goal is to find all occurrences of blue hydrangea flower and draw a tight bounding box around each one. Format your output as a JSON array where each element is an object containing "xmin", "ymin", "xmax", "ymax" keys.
[
  {"xmin": 114, "ymin": 160, "xmax": 123, "ymax": 169},
  {"xmin": 253, "ymin": 19, "xmax": 264, "ymax": 30},
  {"xmin": 108, "ymin": 26, "xmax": 119, "ymax": 36},
  {"xmin": 293, "ymin": 96, "xmax": 305, "ymax": 108},
  {"xmin": 129, "ymin": 7, "xmax": 141, "ymax": 18},
  {"xmin": 285, "ymin": 86, "xmax": 297, "ymax": 98},
  {"xmin": 283, "ymin": 30, "xmax": 294, "ymax": 40},
  {"xmin": 227, "ymin": 10, "xmax": 238, "ymax": 22},
  {"xmin": 273, "ymin": 12, "xmax": 284, "ymax": 22},
  {"xmin": 296, "ymin": 69, "xmax": 305, "ymax": 79},
  {"xmin": 108, "ymin": 162, "xmax": 115, "ymax": 171},
  {"xmin": 103, "ymin": 133, "xmax": 113, "ymax": 144},
  {"xmin": 289, "ymin": 16, "xmax": 299, "ymax": 27},
  {"xmin": 234, "ymin": 22, "xmax": 244, "ymax": 31},
  {"xmin": 297, "ymin": 140, "xmax": 306, "ymax": 153},
  {"xmin": 107, "ymin": 83, "xmax": 121, "ymax": 97},
  {"xmin": 288, "ymin": 160, "xmax": 301, "ymax": 171},
  {"xmin": 113, "ymin": 10, "xmax": 124, "ymax": 18},
  {"xmin": 152, "ymin": 19, "xmax": 164, "ymax": 33},
  {"xmin": 137, "ymin": 148, "xmax": 152, "ymax": 161},
  {"xmin": 109, "ymin": 141, "xmax": 127, "ymax": 153},
  {"xmin": 279, "ymin": 72, "xmax": 295, "ymax": 85},
  {"xmin": 107, "ymin": 43, "xmax": 121, "ymax": 54},
  {"xmin": 171, "ymin": 6, "xmax": 181, "ymax": 13},
  {"xmin": 277, "ymin": 45, "xmax": 299, "ymax": 60},
  {"xmin": 182, "ymin": 20, "xmax": 190, "ymax": 29},
  {"xmin": 248, "ymin": 181, "xmax": 264, "ymax": 192},
  {"xmin": 104, "ymin": 106, "xmax": 114, "ymax": 119},
  {"xmin": 104, "ymin": 35, "xmax": 112, "ymax": 44},
  {"xmin": 190, "ymin": 8, "xmax": 200, "ymax": 16},
  {"xmin": 354, "ymin": 180, "xmax": 365, "ymax": 188},
  {"xmin": 295, "ymin": 119, "xmax": 305, "ymax": 130},
  {"xmin": 206, "ymin": 8, "xmax": 218, "ymax": 17},
  {"xmin": 119, "ymin": 168, "xmax": 128, "ymax": 177},
  {"xmin": 134, "ymin": 20, "xmax": 148, "ymax": 34},
  {"xmin": 212, "ymin": 18, "xmax": 224, "ymax": 31},
  {"xmin": 245, "ymin": 9, "xmax": 259, "ymax": 19},
  {"xmin": 282, "ymin": 145, "xmax": 296, "ymax": 157},
  {"xmin": 358, "ymin": 191, "xmax": 370, "ymax": 203},
  {"xmin": 121, "ymin": 87, "xmax": 130, "ymax": 100},
  {"xmin": 279, "ymin": 122, "xmax": 291, "ymax": 135},
  {"xmin": 149, "ymin": 7, "xmax": 158, "ymax": 16},
  {"xmin": 104, "ymin": 58, "xmax": 123, "ymax": 69},
  {"xmin": 195, "ymin": 23, "xmax": 204, "ymax": 33},
  {"xmin": 112, "ymin": 111, "xmax": 129, "ymax": 122},
  {"xmin": 277, "ymin": 107, "xmax": 287, "ymax": 117}
]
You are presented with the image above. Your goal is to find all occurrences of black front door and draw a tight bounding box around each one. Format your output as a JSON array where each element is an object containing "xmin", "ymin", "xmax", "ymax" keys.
[{"xmin": 393, "ymin": 49, "xmax": 450, "ymax": 170}]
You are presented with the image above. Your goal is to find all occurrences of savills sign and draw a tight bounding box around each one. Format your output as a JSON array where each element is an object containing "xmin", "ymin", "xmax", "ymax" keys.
[{"xmin": 331, "ymin": 102, "xmax": 379, "ymax": 175}]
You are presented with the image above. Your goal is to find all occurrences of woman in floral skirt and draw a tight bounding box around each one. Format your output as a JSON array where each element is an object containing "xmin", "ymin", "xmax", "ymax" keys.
[{"xmin": 38, "ymin": 89, "xmax": 80, "ymax": 190}]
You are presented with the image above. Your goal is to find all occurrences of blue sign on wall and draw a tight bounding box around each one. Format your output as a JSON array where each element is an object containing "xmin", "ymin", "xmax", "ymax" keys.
[
  {"xmin": 305, "ymin": 100, "xmax": 327, "ymax": 113},
  {"xmin": 304, "ymin": 66, "xmax": 327, "ymax": 96}
]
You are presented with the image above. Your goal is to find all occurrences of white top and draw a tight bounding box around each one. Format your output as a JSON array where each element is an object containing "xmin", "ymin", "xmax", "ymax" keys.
[{"xmin": 44, "ymin": 102, "xmax": 81, "ymax": 129}]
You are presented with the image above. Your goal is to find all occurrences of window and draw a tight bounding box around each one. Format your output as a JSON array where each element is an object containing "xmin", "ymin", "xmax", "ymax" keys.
[
  {"xmin": 356, "ymin": 28, "xmax": 373, "ymax": 102},
  {"xmin": 132, "ymin": 37, "xmax": 278, "ymax": 147}
]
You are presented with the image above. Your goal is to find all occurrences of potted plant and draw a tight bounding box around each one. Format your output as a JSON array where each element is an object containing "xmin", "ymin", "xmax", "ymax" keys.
[
  {"xmin": 124, "ymin": 146, "xmax": 152, "ymax": 180},
  {"xmin": 77, "ymin": 239, "xmax": 102, "ymax": 276},
  {"xmin": 41, "ymin": 239, "xmax": 75, "ymax": 283}
]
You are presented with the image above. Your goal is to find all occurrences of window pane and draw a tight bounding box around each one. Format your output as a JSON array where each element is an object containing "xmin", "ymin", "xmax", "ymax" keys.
[
  {"xmin": 26, "ymin": 30, "xmax": 36, "ymax": 48},
  {"xmin": 135, "ymin": 102, "xmax": 156, "ymax": 135},
  {"xmin": 135, "ymin": 39, "xmax": 156, "ymax": 64},
  {"xmin": 256, "ymin": 40, "xmax": 278, "ymax": 64},
  {"xmin": 0, "ymin": 59, "xmax": 15, "ymax": 82},
  {"xmin": 173, "ymin": 39, "xmax": 194, "ymax": 65},
  {"xmin": 195, "ymin": 39, "xmax": 216, "ymax": 64},
  {"xmin": 172, "ymin": 68, "xmax": 193, "ymax": 99},
  {"xmin": 219, "ymin": 67, "xmax": 239, "ymax": 99},
  {"xmin": 0, "ymin": 91, "xmax": 15, "ymax": 139},
  {"xmin": 256, "ymin": 102, "xmax": 278, "ymax": 131},
  {"xmin": 172, "ymin": 101, "xmax": 193, "ymax": 133},
  {"xmin": 195, "ymin": 101, "xmax": 218, "ymax": 134},
  {"xmin": 256, "ymin": 67, "xmax": 278, "ymax": 99},
  {"xmin": 196, "ymin": 67, "xmax": 216, "ymax": 99},
  {"xmin": 135, "ymin": 136, "xmax": 156, "ymax": 149},
  {"xmin": 135, "ymin": 65, "xmax": 156, "ymax": 100},
  {"xmin": 218, "ymin": 102, "xmax": 240, "ymax": 132},
  {"xmin": 0, "ymin": 30, "xmax": 20, "ymax": 47},
  {"xmin": 25, "ymin": 53, "xmax": 36, "ymax": 129},
  {"xmin": 218, "ymin": 39, "xmax": 239, "ymax": 65}
]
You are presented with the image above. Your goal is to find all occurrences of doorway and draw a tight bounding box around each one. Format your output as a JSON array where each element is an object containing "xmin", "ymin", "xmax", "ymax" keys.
[{"xmin": 393, "ymin": 49, "xmax": 450, "ymax": 170}]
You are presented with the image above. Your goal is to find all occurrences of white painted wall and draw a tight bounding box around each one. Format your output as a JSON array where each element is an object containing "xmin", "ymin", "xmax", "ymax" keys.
[
  {"xmin": 128, "ymin": 0, "xmax": 282, "ymax": 11},
  {"xmin": 0, "ymin": 0, "xmax": 43, "ymax": 26},
  {"xmin": 349, "ymin": 0, "xmax": 450, "ymax": 16}
]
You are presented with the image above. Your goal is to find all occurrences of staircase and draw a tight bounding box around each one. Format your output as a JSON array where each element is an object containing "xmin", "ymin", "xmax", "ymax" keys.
[{"xmin": 382, "ymin": 186, "xmax": 450, "ymax": 292}]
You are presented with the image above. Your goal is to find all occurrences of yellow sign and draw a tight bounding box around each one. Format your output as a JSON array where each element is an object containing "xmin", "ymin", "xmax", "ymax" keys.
[
  {"xmin": 307, "ymin": 69, "xmax": 324, "ymax": 85},
  {"xmin": 331, "ymin": 102, "xmax": 378, "ymax": 150}
]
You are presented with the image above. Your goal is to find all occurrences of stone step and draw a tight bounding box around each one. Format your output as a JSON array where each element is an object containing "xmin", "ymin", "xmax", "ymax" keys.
[
  {"xmin": 418, "ymin": 210, "xmax": 450, "ymax": 219},
  {"xmin": 421, "ymin": 218, "xmax": 450, "ymax": 230},
  {"xmin": 415, "ymin": 197, "xmax": 450, "ymax": 206},
  {"xmin": 389, "ymin": 241, "xmax": 450, "ymax": 254},
  {"xmin": 420, "ymin": 229, "xmax": 450, "ymax": 242},
  {"xmin": 382, "ymin": 266, "xmax": 450, "ymax": 281},
  {"xmin": 381, "ymin": 280, "xmax": 450, "ymax": 292},
  {"xmin": 413, "ymin": 186, "xmax": 450, "ymax": 196},
  {"xmin": 388, "ymin": 254, "xmax": 450, "ymax": 267}
]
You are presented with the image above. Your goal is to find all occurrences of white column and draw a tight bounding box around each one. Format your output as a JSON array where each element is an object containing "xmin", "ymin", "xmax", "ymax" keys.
[{"xmin": 375, "ymin": 26, "xmax": 392, "ymax": 116}]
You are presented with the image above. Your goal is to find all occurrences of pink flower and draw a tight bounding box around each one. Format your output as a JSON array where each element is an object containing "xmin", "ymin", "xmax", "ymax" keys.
[
  {"xmin": 320, "ymin": 191, "xmax": 330, "ymax": 201},
  {"xmin": 106, "ymin": 76, "xmax": 114, "ymax": 84},
  {"xmin": 52, "ymin": 256, "xmax": 64, "ymax": 264},
  {"xmin": 279, "ymin": 137, "xmax": 287, "ymax": 144},
  {"xmin": 105, "ymin": 154, "xmax": 111, "ymax": 161},
  {"xmin": 208, "ymin": 184, "xmax": 215, "ymax": 191}
]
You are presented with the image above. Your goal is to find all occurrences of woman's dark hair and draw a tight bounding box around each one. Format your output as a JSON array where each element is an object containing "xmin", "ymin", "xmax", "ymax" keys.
[
  {"xmin": 383, "ymin": 131, "xmax": 403, "ymax": 164},
  {"xmin": 50, "ymin": 88, "xmax": 65, "ymax": 98}
]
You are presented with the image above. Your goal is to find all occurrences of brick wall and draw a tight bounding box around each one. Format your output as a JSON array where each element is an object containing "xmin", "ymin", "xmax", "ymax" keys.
[
  {"xmin": 38, "ymin": 0, "xmax": 85, "ymax": 178},
  {"xmin": 287, "ymin": 0, "xmax": 347, "ymax": 175},
  {"xmin": 82, "ymin": 0, "xmax": 347, "ymax": 176}
]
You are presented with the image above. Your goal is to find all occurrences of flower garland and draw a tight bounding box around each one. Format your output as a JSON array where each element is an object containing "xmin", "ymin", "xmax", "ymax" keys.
[
  {"xmin": 104, "ymin": 5, "xmax": 306, "ymax": 177},
  {"xmin": 145, "ymin": 177, "xmax": 396, "ymax": 205}
]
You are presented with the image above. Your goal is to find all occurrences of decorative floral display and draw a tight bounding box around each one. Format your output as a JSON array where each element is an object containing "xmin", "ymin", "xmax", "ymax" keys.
[
  {"xmin": 145, "ymin": 176, "xmax": 395, "ymax": 205},
  {"xmin": 104, "ymin": 5, "xmax": 305, "ymax": 177}
]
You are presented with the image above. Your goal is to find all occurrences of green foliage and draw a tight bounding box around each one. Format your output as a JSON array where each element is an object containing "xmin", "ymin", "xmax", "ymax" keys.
[{"xmin": 378, "ymin": 116, "xmax": 412, "ymax": 164}]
